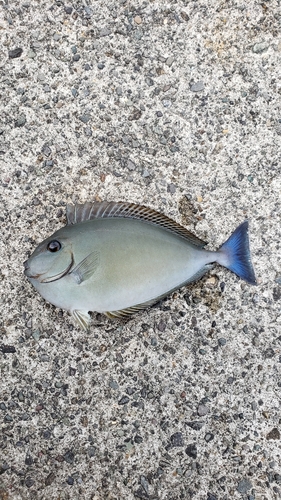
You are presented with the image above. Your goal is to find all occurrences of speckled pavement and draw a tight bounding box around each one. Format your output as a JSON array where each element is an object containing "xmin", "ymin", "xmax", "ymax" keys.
[{"xmin": 0, "ymin": 1, "xmax": 281, "ymax": 499}]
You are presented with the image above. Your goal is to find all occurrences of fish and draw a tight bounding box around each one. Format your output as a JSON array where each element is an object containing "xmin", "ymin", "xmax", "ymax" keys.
[{"xmin": 24, "ymin": 201, "xmax": 257, "ymax": 329}]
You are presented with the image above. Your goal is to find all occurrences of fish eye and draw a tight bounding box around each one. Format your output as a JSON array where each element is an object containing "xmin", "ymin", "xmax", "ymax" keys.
[{"xmin": 47, "ymin": 240, "xmax": 61, "ymax": 252}]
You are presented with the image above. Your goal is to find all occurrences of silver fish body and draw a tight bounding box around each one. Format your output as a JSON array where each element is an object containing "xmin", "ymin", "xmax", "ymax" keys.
[{"xmin": 24, "ymin": 202, "xmax": 256, "ymax": 329}]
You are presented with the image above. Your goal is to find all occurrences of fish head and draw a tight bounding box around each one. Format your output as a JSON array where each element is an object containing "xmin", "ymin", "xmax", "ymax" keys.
[{"xmin": 24, "ymin": 233, "xmax": 74, "ymax": 284}]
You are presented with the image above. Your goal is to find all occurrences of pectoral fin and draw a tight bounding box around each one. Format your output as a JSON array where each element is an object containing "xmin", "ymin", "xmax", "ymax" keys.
[
  {"xmin": 70, "ymin": 251, "xmax": 100, "ymax": 284},
  {"xmin": 72, "ymin": 310, "xmax": 91, "ymax": 330}
]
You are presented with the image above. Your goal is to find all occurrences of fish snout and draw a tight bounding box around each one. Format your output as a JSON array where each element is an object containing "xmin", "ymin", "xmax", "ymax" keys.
[{"xmin": 23, "ymin": 259, "xmax": 33, "ymax": 277}]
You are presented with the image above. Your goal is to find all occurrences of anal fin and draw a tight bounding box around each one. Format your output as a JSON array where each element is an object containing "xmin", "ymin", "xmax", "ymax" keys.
[{"xmin": 105, "ymin": 298, "xmax": 160, "ymax": 320}]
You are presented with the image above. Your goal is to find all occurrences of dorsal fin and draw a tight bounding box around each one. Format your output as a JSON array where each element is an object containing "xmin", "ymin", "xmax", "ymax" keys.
[{"xmin": 66, "ymin": 201, "xmax": 206, "ymax": 247}]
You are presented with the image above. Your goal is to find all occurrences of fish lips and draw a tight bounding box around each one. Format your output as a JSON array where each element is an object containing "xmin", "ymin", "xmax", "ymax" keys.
[
  {"xmin": 23, "ymin": 255, "xmax": 74, "ymax": 283},
  {"xmin": 23, "ymin": 260, "xmax": 34, "ymax": 278}
]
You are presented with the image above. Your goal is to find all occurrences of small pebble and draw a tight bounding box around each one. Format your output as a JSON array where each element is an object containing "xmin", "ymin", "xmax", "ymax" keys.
[
  {"xmin": 162, "ymin": 99, "xmax": 172, "ymax": 107},
  {"xmin": 40, "ymin": 354, "xmax": 50, "ymax": 362},
  {"xmin": 84, "ymin": 6, "xmax": 93, "ymax": 16},
  {"xmin": 1, "ymin": 345, "xmax": 16, "ymax": 354},
  {"xmin": 264, "ymin": 347, "xmax": 275, "ymax": 358},
  {"xmin": 99, "ymin": 27, "xmax": 112, "ymax": 37},
  {"xmin": 18, "ymin": 391, "xmax": 24, "ymax": 402},
  {"xmin": 79, "ymin": 114, "xmax": 91, "ymax": 123},
  {"xmin": 252, "ymin": 337, "xmax": 260, "ymax": 347},
  {"xmin": 43, "ymin": 430, "xmax": 51, "ymax": 439},
  {"xmin": 170, "ymin": 432, "xmax": 184, "ymax": 447},
  {"xmin": 145, "ymin": 77, "xmax": 154, "ymax": 86},
  {"xmin": 185, "ymin": 444, "xmax": 197, "ymax": 459},
  {"xmin": 64, "ymin": 450, "xmax": 75, "ymax": 464},
  {"xmin": 109, "ymin": 380, "xmax": 119, "ymax": 390},
  {"xmin": 236, "ymin": 478, "xmax": 252, "ymax": 494},
  {"xmin": 165, "ymin": 57, "xmax": 174, "ymax": 67},
  {"xmin": 157, "ymin": 320, "xmax": 166, "ymax": 332},
  {"xmin": 45, "ymin": 472, "xmax": 55, "ymax": 486},
  {"xmin": 140, "ymin": 475, "xmax": 149, "ymax": 494},
  {"xmin": 32, "ymin": 330, "xmax": 41, "ymax": 341},
  {"xmin": 24, "ymin": 454, "xmax": 34, "ymax": 465},
  {"xmin": 142, "ymin": 169, "xmax": 150, "ymax": 178},
  {"xmin": 118, "ymin": 395, "xmax": 129, "ymax": 405},
  {"xmin": 252, "ymin": 42, "xmax": 269, "ymax": 53},
  {"xmin": 167, "ymin": 183, "xmax": 176, "ymax": 194},
  {"xmin": 42, "ymin": 145, "xmax": 51, "ymax": 156},
  {"xmin": 207, "ymin": 494, "xmax": 218, "ymax": 500},
  {"xmin": 134, "ymin": 435, "xmax": 143, "ymax": 443},
  {"xmin": 127, "ymin": 159, "xmax": 136, "ymax": 171},
  {"xmin": 186, "ymin": 421, "xmax": 204, "ymax": 430},
  {"xmin": 84, "ymin": 127, "xmax": 92, "ymax": 137},
  {"xmin": 25, "ymin": 477, "xmax": 34, "ymax": 488},
  {"xmin": 88, "ymin": 446, "xmax": 96, "ymax": 457},
  {"xmin": 266, "ymin": 428, "xmax": 280, "ymax": 440},
  {"xmin": 273, "ymin": 287, "xmax": 281, "ymax": 301},
  {"xmin": 134, "ymin": 16, "xmax": 142, "ymax": 24},
  {"xmin": 197, "ymin": 404, "xmax": 208, "ymax": 416},
  {"xmin": 126, "ymin": 387, "xmax": 136, "ymax": 395},
  {"xmin": 9, "ymin": 48, "xmax": 23, "ymax": 58},
  {"xmin": 15, "ymin": 114, "xmax": 26, "ymax": 127},
  {"xmin": 190, "ymin": 81, "xmax": 204, "ymax": 92}
]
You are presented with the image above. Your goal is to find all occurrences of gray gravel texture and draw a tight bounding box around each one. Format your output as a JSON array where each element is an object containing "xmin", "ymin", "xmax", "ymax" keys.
[{"xmin": 0, "ymin": 0, "xmax": 281, "ymax": 499}]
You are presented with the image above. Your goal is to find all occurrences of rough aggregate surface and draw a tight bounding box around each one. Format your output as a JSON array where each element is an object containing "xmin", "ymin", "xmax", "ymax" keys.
[{"xmin": 0, "ymin": 0, "xmax": 281, "ymax": 499}]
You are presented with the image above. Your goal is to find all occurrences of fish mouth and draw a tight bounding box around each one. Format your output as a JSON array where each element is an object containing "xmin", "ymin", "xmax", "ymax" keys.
[
  {"xmin": 25, "ymin": 254, "xmax": 74, "ymax": 283},
  {"xmin": 24, "ymin": 261, "xmax": 38, "ymax": 279}
]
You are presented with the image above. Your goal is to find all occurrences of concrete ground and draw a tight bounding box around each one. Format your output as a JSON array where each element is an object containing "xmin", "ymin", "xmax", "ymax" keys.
[{"xmin": 0, "ymin": 0, "xmax": 280, "ymax": 499}]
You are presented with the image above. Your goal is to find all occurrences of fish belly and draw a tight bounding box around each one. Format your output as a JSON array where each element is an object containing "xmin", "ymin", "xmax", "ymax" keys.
[{"xmin": 69, "ymin": 218, "xmax": 211, "ymax": 312}]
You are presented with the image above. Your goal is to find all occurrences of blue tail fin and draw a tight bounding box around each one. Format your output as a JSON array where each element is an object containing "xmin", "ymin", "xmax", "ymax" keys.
[{"xmin": 217, "ymin": 221, "xmax": 257, "ymax": 285}]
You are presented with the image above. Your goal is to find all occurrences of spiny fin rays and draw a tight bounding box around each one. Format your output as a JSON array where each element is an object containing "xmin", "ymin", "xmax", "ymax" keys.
[
  {"xmin": 66, "ymin": 201, "xmax": 207, "ymax": 248},
  {"xmin": 72, "ymin": 310, "xmax": 91, "ymax": 330},
  {"xmin": 70, "ymin": 251, "xmax": 100, "ymax": 284},
  {"xmin": 105, "ymin": 297, "xmax": 167, "ymax": 319}
]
